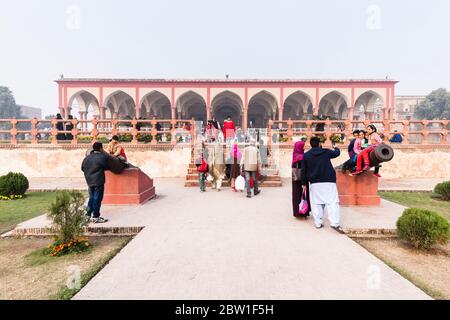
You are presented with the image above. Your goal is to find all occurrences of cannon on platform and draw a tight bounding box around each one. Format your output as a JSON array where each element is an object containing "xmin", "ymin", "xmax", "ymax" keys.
[
  {"xmin": 336, "ymin": 143, "xmax": 395, "ymax": 206},
  {"xmin": 339, "ymin": 143, "xmax": 394, "ymax": 172},
  {"xmin": 85, "ymin": 147, "xmax": 127, "ymax": 174}
]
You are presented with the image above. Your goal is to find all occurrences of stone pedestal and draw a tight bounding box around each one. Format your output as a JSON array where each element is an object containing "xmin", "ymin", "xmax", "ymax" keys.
[
  {"xmin": 103, "ymin": 168, "xmax": 156, "ymax": 205},
  {"xmin": 336, "ymin": 171, "xmax": 380, "ymax": 206}
]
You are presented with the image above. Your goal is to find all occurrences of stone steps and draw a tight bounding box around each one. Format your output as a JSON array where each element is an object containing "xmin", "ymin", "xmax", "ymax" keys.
[{"xmin": 186, "ymin": 146, "xmax": 282, "ymax": 188}]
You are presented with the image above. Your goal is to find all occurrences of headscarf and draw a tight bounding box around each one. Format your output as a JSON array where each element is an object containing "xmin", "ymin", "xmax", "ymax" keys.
[{"xmin": 292, "ymin": 140, "xmax": 305, "ymax": 164}]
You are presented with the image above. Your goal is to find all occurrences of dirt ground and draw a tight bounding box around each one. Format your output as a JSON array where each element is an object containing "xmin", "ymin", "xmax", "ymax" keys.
[
  {"xmin": 356, "ymin": 238, "xmax": 450, "ymax": 300},
  {"xmin": 0, "ymin": 237, "xmax": 129, "ymax": 300}
]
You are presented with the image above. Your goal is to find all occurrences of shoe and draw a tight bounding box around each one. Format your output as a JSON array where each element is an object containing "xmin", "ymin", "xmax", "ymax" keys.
[
  {"xmin": 315, "ymin": 224, "xmax": 324, "ymax": 229},
  {"xmin": 331, "ymin": 225, "xmax": 345, "ymax": 234},
  {"xmin": 351, "ymin": 171, "xmax": 362, "ymax": 176},
  {"xmin": 363, "ymin": 166, "xmax": 370, "ymax": 171},
  {"xmin": 92, "ymin": 217, "xmax": 109, "ymax": 224},
  {"xmin": 373, "ymin": 173, "xmax": 382, "ymax": 178},
  {"xmin": 247, "ymin": 194, "xmax": 252, "ymax": 198},
  {"xmin": 254, "ymin": 190, "xmax": 261, "ymax": 196}
]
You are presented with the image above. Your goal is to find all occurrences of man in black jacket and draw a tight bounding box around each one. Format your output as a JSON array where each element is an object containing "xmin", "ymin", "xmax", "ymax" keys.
[
  {"xmin": 81, "ymin": 142, "xmax": 109, "ymax": 223},
  {"xmin": 301, "ymin": 137, "xmax": 344, "ymax": 233}
]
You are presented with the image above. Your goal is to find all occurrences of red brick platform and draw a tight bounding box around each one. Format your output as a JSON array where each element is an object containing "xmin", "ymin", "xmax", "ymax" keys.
[
  {"xmin": 336, "ymin": 171, "xmax": 380, "ymax": 206},
  {"xmin": 103, "ymin": 168, "xmax": 156, "ymax": 205}
]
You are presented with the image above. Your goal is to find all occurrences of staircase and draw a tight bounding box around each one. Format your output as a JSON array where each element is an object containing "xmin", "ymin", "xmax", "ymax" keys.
[{"xmin": 184, "ymin": 146, "xmax": 282, "ymax": 188}]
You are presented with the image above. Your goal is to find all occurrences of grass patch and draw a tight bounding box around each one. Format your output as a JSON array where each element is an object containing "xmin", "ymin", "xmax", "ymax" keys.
[
  {"xmin": 380, "ymin": 191, "xmax": 450, "ymax": 221},
  {"xmin": 52, "ymin": 237, "xmax": 131, "ymax": 300},
  {"xmin": 24, "ymin": 247, "xmax": 54, "ymax": 267},
  {"xmin": 355, "ymin": 238, "xmax": 449, "ymax": 300},
  {"xmin": 0, "ymin": 236, "xmax": 132, "ymax": 300},
  {"xmin": 0, "ymin": 192, "xmax": 58, "ymax": 234}
]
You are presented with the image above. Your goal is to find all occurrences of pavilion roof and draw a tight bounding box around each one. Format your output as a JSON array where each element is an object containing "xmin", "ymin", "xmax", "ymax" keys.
[{"xmin": 55, "ymin": 78, "xmax": 398, "ymax": 84}]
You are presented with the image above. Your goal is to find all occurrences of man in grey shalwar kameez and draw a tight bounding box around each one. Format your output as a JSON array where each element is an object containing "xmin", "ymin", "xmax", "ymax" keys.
[{"xmin": 301, "ymin": 137, "xmax": 344, "ymax": 233}]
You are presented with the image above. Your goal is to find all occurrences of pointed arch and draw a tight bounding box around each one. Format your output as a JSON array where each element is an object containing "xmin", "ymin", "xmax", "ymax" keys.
[{"xmin": 211, "ymin": 90, "xmax": 243, "ymax": 126}]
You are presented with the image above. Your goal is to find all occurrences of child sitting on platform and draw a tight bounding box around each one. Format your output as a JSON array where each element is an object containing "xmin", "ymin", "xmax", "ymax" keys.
[{"xmin": 352, "ymin": 125, "xmax": 383, "ymax": 177}]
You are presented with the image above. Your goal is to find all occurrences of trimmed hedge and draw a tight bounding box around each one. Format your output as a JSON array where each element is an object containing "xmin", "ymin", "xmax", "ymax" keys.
[
  {"xmin": 0, "ymin": 172, "xmax": 29, "ymax": 197},
  {"xmin": 396, "ymin": 208, "xmax": 450, "ymax": 250},
  {"xmin": 434, "ymin": 181, "xmax": 450, "ymax": 201}
]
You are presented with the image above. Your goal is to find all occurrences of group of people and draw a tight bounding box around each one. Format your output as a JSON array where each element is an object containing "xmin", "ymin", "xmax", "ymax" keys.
[
  {"xmin": 291, "ymin": 137, "xmax": 344, "ymax": 233},
  {"xmin": 80, "ymin": 135, "xmax": 131, "ymax": 223},
  {"xmin": 343, "ymin": 124, "xmax": 383, "ymax": 176},
  {"xmin": 56, "ymin": 113, "xmax": 74, "ymax": 140},
  {"xmin": 81, "ymin": 117, "xmax": 387, "ymax": 233},
  {"xmin": 195, "ymin": 139, "xmax": 261, "ymax": 198}
]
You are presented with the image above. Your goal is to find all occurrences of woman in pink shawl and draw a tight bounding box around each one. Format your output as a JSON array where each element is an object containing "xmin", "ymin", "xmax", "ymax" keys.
[
  {"xmin": 292, "ymin": 140, "xmax": 311, "ymax": 218},
  {"xmin": 230, "ymin": 142, "xmax": 242, "ymax": 192}
]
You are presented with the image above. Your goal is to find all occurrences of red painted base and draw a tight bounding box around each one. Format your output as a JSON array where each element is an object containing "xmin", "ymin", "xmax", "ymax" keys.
[
  {"xmin": 103, "ymin": 168, "xmax": 156, "ymax": 205},
  {"xmin": 336, "ymin": 171, "xmax": 380, "ymax": 206}
]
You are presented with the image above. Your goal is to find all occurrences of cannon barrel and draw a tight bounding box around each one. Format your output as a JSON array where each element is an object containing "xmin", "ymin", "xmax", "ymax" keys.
[
  {"xmin": 369, "ymin": 143, "xmax": 394, "ymax": 167},
  {"xmin": 85, "ymin": 148, "xmax": 126, "ymax": 174}
]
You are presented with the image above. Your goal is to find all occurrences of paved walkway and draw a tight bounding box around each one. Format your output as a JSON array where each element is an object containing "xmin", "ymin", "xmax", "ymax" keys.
[
  {"xmin": 63, "ymin": 179, "xmax": 430, "ymax": 300},
  {"xmin": 29, "ymin": 177, "xmax": 447, "ymax": 192}
]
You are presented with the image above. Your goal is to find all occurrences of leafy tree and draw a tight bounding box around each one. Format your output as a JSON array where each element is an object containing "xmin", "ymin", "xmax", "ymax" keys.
[
  {"xmin": 0, "ymin": 86, "xmax": 21, "ymax": 119},
  {"xmin": 415, "ymin": 88, "xmax": 450, "ymax": 120}
]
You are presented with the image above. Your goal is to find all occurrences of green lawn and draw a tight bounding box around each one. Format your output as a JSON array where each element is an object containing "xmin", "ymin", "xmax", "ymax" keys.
[
  {"xmin": 0, "ymin": 192, "xmax": 58, "ymax": 234},
  {"xmin": 380, "ymin": 191, "xmax": 450, "ymax": 220}
]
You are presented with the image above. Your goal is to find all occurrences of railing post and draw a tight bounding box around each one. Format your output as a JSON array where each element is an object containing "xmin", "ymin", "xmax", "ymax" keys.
[
  {"xmin": 51, "ymin": 117, "xmax": 58, "ymax": 144},
  {"xmin": 441, "ymin": 119, "xmax": 448, "ymax": 145},
  {"xmin": 287, "ymin": 118, "xmax": 293, "ymax": 144},
  {"xmin": 71, "ymin": 118, "xmax": 79, "ymax": 145},
  {"xmin": 402, "ymin": 120, "xmax": 410, "ymax": 145},
  {"xmin": 10, "ymin": 118, "xmax": 18, "ymax": 145},
  {"xmin": 305, "ymin": 120, "xmax": 312, "ymax": 141},
  {"xmin": 111, "ymin": 119, "xmax": 118, "ymax": 137},
  {"xmin": 344, "ymin": 120, "xmax": 351, "ymax": 145},
  {"xmin": 383, "ymin": 120, "xmax": 391, "ymax": 143},
  {"xmin": 190, "ymin": 118, "xmax": 195, "ymax": 147},
  {"xmin": 91, "ymin": 118, "xmax": 99, "ymax": 143},
  {"xmin": 31, "ymin": 118, "xmax": 38, "ymax": 144},
  {"xmin": 324, "ymin": 118, "xmax": 332, "ymax": 147},
  {"xmin": 131, "ymin": 118, "xmax": 138, "ymax": 145},
  {"xmin": 151, "ymin": 117, "xmax": 157, "ymax": 145},
  {"xmin": 421, "ymin": 120, "xmax": 429, "ymax": 145},
  {"xmin": 170, "ymin": 120, "xmax": 177, "ymax": 145},
  {"xmin": 268, "ymin": 119, "xmax": 273, "ymax": 150}
]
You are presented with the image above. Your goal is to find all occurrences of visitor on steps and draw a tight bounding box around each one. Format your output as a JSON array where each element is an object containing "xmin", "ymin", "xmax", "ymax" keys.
[
  {"xmin": 195, "ymin": 141, "xmax": 209, "ymax": 192},
  {"xmin": 222, "ymin": 116, "xmax": 236, "ymax": 143},
  {"xmin": 81, "ymin": 142, "xmax": 110, "ymax": 224},
  {"xmin": 300, "ymin": 137, "xmax": 343, "ymax": 233},
  {"xmin": 292, "ymin": 140, "xmax": 310, "ymax": 218},
  {"xmin": 229, "ymin": 141, "xmax": 242, "ymax": 192},
  {"xmin": 353, "ymin": 125, "xmax": 382, "ymax": 176},
  {"xmin": 207, "ymin": 140, "xmax": 225, "ymax": 191},
  {"xmin": 241, "ymin": 140, "xmax": 261, "ymax": 198}
]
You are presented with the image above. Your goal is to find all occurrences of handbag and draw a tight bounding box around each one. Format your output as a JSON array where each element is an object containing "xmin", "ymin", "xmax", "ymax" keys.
[
  {"xmin": 298, "ymin": 188, "xmax": 310, "ymax": 215},
  {"xmin": 292, "ymin": 161, "xmax": 302, "ymax": 181},
  {"xmin": 235, "ymin": 175, "xmax": 245, "ymax": 191}
]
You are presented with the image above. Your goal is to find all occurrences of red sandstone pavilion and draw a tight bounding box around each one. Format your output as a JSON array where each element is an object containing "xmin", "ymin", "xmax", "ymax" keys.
[{"xmin": 56, "ymin": 78, "xmax": 398, "ymax": 127}]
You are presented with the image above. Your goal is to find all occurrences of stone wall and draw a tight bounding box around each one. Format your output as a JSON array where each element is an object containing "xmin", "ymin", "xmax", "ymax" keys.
[
  {"xmin": 274, "ymin": 146, "xmax": 450, "ymax": 179},
  {"xmin": 0, "ymin": 146, "xmax": 191, "ymax": 178},
  {"xmin": 1, "ymin": 145, "xmax": 449, "ymax": 179}
]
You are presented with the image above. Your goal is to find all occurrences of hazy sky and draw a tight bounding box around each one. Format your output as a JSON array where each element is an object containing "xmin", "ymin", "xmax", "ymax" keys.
[{"xmin": 0, "ymin": 0, "xmax": 449, "ymax": 116}]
